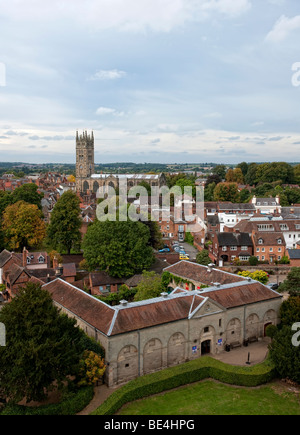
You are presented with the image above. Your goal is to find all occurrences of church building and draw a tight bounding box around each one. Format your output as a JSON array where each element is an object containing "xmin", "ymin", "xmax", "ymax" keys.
[{"xmin": 75, "ymin": 130, "xmax": 166, "ymax": 194}]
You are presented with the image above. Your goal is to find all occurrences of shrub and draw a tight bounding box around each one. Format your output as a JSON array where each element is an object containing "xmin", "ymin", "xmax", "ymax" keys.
[
  {"xmin": 91, "ymin": 356, "xmax": 276, "ymax": 415},
  {"xmin": 0, "ymin": 386, "xmax": 94, "ymax": 415}
]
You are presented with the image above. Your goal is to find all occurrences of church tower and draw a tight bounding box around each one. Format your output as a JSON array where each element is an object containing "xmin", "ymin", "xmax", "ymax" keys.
[{"xmin": 76, "ymin": 130, "xmax": 94, "ymax": 192}]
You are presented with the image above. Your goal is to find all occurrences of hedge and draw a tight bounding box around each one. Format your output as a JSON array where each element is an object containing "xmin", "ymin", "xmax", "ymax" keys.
[
  {"xmin": 92, "ymin": 356, "xmax": 276, "ymax": 415},
  {"xmin": 0, "ymin": 385, "xmax": 94, "ymax": 415}
]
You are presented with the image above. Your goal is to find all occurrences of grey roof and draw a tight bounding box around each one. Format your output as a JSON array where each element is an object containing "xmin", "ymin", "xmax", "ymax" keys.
[
  {"xmin": 0, "ymin": 250, "xmax": 12, "ymax": 268},
  {"xmin": 217, "ymin": 232, "xmax": 253, "ymax": 247},
  {"xmin": 287, "ymin": 249, "xmax": 300, "ymax": 259},
  {"xmin": 218, "ymin": 203, "xmax": 255, "ymax": 211}
]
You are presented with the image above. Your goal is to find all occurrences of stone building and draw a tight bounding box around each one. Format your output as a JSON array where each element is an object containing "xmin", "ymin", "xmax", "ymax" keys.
[
  {"xmin": 75, "ymin": 130, "xmax": 166, "ymax": 194},
  {"xmin": 43, "ymin": 261, "xmax": 283, "ymax": 387}
]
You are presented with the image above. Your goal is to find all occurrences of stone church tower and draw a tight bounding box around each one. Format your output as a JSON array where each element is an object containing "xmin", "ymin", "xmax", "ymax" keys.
[{"xmin": 75, "ymin": 130, "xmax": 95, "ymax": 193}]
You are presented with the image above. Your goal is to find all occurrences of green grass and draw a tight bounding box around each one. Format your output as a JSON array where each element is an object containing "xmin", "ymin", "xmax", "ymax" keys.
[{"xmin": 118, "ymin": 380, "xmax": 300, "ymax": 415}]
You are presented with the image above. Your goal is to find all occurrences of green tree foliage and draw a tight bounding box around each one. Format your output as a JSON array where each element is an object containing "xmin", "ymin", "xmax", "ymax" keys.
[
  {"xmin": 46, "ymin": 190, "xmax": 82, "ymax": 254},
  {"xmin": 279, "ymin": 268, "xmax": 300, "ymax": 296},
  {"xmin": 82, "ymin": 219, "xmax": 154, "ymax": 278},
  {"xmin": 212, "ymin": 165, "xmax": 226, "ymax": 179},
  {"xmin": 11, "ymin": 183, "xmax": 44, "ymax": 210},
  {"xmin": 134, "ymin": 271, "xmax": 163, "ymax": 301},
  {"xmin": 0, "ymin": 283, "xmax": 89, "ymax": 403},
  {"xmin": 268, "ymin": 297, "xmax": 300, "ymax": 384},
  {"xmin": 196, "ymin": 249, "xmax": 211, "ymax": 266}
]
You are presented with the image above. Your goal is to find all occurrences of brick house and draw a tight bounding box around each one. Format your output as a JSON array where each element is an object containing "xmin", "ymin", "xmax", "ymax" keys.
[
  {"xmin": 252, "ymin": 231, "xmax": 286, "ymax": 264},
  {"xmin": 89, "ymin": 272, "xmax": 124, "ymax": 296},
  {"xmin": 287, "ymin": 249, "xmax": 300, "ymax": 267},
  {"xmin": 208, "ymin": 232, "xmax": 253, "ymax": 265}
]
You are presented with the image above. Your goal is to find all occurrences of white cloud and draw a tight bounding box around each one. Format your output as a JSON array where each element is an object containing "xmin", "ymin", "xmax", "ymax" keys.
[
  {"xmin": 0, "ymin": 0, "xmax": 252, "ymax": 33},
  {"xmin": 265, "ymin": 15, "xmax": 300, "ymax": 43},
  {"xmin": 88, "ymin": 69, "xmax": 127, "ymax": 81},
  {"xmin": 95, "ymin": 107, "xmax": 125, "ymax": 117}
]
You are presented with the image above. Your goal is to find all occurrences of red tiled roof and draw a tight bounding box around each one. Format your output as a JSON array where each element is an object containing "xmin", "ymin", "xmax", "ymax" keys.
[
  {"xmin": 43, "ymin": 279, "xmax": 115, "ymax": 336},
  {"xmin": 164, "ymin": 261, "xmax": 244, "ymax": 286},
  {"xmin": 204, "ymin": 282, "xmax": 281, "ymax": 308}
]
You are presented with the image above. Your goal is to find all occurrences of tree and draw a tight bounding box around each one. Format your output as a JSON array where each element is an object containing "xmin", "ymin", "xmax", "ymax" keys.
[
  {"xmin": 77, "ymin": 351, "xmax": 106, "ymax": 387},
  {"xmin": 11, "ymin": 183, "xmax": 44, "ymax": 210},
  {"xmin": 213, "ymin": 183, "xmax": 240, "ymax": 203},
  {"xmin": 134, "ymin": 271, "xmax": 163, "ymax": 301},
  {"xmin": 268, "ymin": 297, "xmax": 300, "ymax": 384},
  {"xmin": 0, "ymin": 282, "xmax": 87, "ymax": 403},
  {"xmin": 279, "ymin": 268, "xmax": 300, "ymax": 296},
  {"xmin": 46, "ymin": 190, "xmax": 82, "ymax": 254},
  {"xmin": 2, "ymin": 200, "xmax": 46, "ymax": 251},
  {"xmin": 212, "ymin": 165, "xmax": 226, "ymax": 180},
  {"xmin": 196, "ymin": 249, "xmax": 211, "ymax": 266},
  {"xmin": 82, "ymin": 219, "xmax": 154, "ymax": 278}
]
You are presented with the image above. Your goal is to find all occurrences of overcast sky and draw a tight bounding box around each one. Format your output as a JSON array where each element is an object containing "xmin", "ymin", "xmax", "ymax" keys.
[{"xmin": 0, "ymin": 0, "xmax": 300, "ymax": 165}]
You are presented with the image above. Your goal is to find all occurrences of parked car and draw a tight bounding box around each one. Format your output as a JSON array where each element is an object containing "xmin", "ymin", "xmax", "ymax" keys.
[
  {"xmin": 158, "ymin": 247, "xmax": 170, "ymax": 253},
  {"xmin": 174, "ymin": 247, "xmax": 181, "ymax": 252},
  {"xmin": 179, "ymin": 254, "xmax": 190, "ymax": 260}
]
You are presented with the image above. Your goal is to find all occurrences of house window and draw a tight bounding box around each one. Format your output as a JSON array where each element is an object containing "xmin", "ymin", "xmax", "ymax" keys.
[
  {"xmin": 231, "ymin": 246, "xmax": 237, "ymax": 251},
  {"xmin": 26, "ymin": 257, "xmax": 31, "ymax": 264},
  {"xmin": 38, "ymin": 255, "xmax": 45, "ymax": 263},
  {"xmin": 278, "ymin": 248, "xmax": 282, "ymax": 252},
  {"xmin": 258, "ymin": 239, "xmax": 263, "ymax": 244},
  {"xmin": 262, "ymin": 248, "xmax": 265, "ymax": 252},
  {"xmin": 262, "ymin": 256, "xmax": 265, "ymax": 261},
  {"xmin": 269, "ymin": 248, "xmax": 273, "ymax": 252},
  {"xmin": 204, "ymin": 327, "xmax": 209, "ymax": 333},
  {"xmin": 239, "ymin": 256, "xmax": 250, "ymax": 261},
  {"xmin": 256, "ymin": 248, "xmax": 260, "ymax": 252},
  {"xmin": 278, "ymin": 239, "xmax": 282, "ymax": 244},
  {"xmin": 241, "ymin": 246, "xmax": 248, "ymax": 251},
  {"xmin": 278, "ymin": 256, "xmax": 281, "ymax": 261},
  {"xmin": 222, "ymin": 246, "xmax": 227, "ymax": 251}
]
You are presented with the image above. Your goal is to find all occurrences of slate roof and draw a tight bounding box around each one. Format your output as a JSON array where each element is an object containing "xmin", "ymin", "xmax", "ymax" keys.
[
  {"xmin": 287, "ymin": 249, "xmax": 300, "ymax": 259},
  {"xmin": 217, "ymin": 232, "xmax": 253, "ymax": 247},
  {"xmin": 0, "ymin": 250, "xmax": 12, "ymax": 268}
]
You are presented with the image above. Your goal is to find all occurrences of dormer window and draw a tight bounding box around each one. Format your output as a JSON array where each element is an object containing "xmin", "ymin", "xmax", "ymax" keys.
[
  {"xmin": 277, "ymin": 239, "xmax": 282, "ymax": 245},
  {"xmin": 26, "ymin": 257, "xmax": 31, "ymax": 264},
  {"xmin": 258, "ymin": 239, "xmax": 263, "ymax": 245},
  {"xmin": 38, "ymin": 255, "xmax": 45, "ymax": 263}
]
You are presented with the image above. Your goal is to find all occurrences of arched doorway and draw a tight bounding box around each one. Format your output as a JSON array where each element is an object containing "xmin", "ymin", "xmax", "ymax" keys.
[
  {"xmin": 144, "ymin": 338, "xmax": 162, "ymax": 373},
  {"xmin": 226, "ymin": 318, "xmax": 242, "ymax": 347},
  {"xmin": 246, "ymin": 313, "xmax": 260, "ymax": 341},
  {"xmin": 263, "ymin": 310, "xmax": 277, "ymax": 336},
  {"xmin": 143, "ymin": 338, "xmax": 162, "ymax": 374},
  {"xmin": 167, "ymin": 332, "xmax": 186, "ymax": 366},
  {"xmin": 201, "ymin": 340, "xmax": 211, "ymax": 355},
  {"xmin": 200, "ymin": 325, "xmax": 215, "ymax": 356},
  {"xmin": 117, "ymin": 345, "xmax": 138, "ymax": 383}
]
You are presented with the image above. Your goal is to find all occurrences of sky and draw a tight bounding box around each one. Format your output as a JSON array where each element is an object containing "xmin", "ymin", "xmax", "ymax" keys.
[{"xmin": 0, "ymin": 0, "xmax": 300, "ymax": 165}]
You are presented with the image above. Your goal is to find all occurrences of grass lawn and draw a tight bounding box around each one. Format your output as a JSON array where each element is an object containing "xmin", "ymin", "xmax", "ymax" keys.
[{"xmin": 118, "ymin": 380, "xmax": 300, "ymax": 415}]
